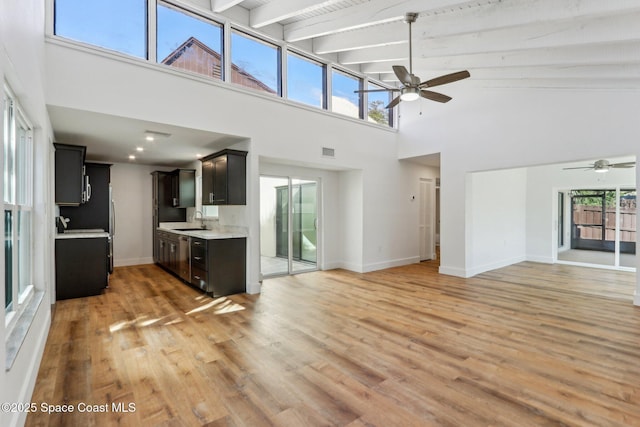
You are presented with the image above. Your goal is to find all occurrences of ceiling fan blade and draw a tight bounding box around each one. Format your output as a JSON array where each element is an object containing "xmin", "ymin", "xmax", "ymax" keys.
[
  {"xmin": 385, "ymin": 96, "xmax": 402, "ymax": 109},
  {"xmin": 420, "ymin": 70, "xmax": 471, "ymax": 88},
  {"xmin": 611, "ymin": 162, "xmax": 636, "ymax": 168},
  {"xmin": 393, "ymin": 65, "xmax": 413, "ymax": 86},
  {"xmin": 420, "ymin": 90, "xmax": 452, "ymax": 103},
  {"xmin": 562, "ymin": 166, "xmax": 592, "ymax": 170},
  {"xmin": 353, "ymin": 88, "xmax": 399, "ymax": 93}
]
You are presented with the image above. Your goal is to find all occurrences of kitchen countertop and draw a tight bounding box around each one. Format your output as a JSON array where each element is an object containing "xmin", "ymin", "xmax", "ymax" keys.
[
  {"xmin": 56, "ymin": 231, "xmax": 109, "ymax": 239},
  {"xmin": 157, "ymin": 227, "xmax": 246, "ymax": 240}
]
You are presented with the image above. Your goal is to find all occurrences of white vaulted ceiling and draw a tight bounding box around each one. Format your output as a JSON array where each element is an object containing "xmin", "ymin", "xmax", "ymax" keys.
[{"xmin": 206, "ymin": 0, "xmax": 640, "ymax": 90}]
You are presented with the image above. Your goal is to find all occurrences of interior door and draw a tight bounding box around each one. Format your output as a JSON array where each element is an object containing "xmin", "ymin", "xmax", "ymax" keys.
[{"xmin": 419, "ymin": 178, "xmax": 435, "ymax": 261}]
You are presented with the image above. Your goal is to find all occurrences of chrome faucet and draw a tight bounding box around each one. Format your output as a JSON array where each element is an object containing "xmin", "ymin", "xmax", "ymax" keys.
[{"xmin": 194, "ymin": 210, "xmax": 205, "ymax": 229}]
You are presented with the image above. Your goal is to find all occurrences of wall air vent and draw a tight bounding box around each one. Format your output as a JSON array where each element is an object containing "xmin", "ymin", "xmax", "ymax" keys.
[{"xmin": 322, "ymin": 147, "xmax": 335, "ymax": 158}]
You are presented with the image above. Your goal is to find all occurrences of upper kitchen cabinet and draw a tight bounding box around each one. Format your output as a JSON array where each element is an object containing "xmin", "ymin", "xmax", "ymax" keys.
[
  {"xmin": 59, "ymin": 163, "xmax": 111, "ymax": 231},
  {"xmin": 152, "ymin": 171, "xmax": 187, "ymax": 224},
  {"xmin": 54, "ymin": 143, "xmax": 86, "ymax": 206},
  {"xmin": 201, "ymin": 149, "xmax": 247, "ymax": 205},
  {"xmin": 171, "ymin": 168, "xmax": 196, "ymax": 208}
]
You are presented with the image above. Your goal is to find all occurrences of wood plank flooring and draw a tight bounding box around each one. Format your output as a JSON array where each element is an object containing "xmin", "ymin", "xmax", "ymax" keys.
[{"xmin": 26, "ymin": 260, "xmax": 640, "ymax": 426}]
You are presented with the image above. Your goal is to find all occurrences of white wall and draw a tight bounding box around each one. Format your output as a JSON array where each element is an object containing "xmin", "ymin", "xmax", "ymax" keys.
[
  {"xmin": 0, "ymin": 1, "xmax": 55, "ymax": 426},
  {"xmin": 44, "ymin": 41, "xmax": 424, "ymax": 290},
  {"xmin": 467, "ymin": 168, "xmax": 528, "ymax": 276},
  {"xmin": 111, "ymin": 163, "xmax": 175, "ymax": 266},
  {"xmin": 398, "ymin": 86, "xmax": 640, "ymax": 302}
]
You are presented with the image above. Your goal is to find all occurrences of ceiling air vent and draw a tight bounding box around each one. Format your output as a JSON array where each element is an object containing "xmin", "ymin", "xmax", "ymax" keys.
[{"xmin": 322, "ymin": 147, "xmax": 335, "ymax": 158}]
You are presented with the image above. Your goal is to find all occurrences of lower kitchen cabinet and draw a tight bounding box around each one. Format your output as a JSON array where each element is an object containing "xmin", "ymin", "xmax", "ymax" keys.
[
  {"xmin": 191, "ymin": 237, "xmax": 246, "ymax": 297},
  {"xmin": 155, "ymin": 230, "xmax": 246, "ymax": 297},
  {"xmin": 156, "ymin": 230, "xmax": 179, "ymax": 274},
  {"xmin": 55, "ymin": 237, "xmax": 108, "ymax": 300}
]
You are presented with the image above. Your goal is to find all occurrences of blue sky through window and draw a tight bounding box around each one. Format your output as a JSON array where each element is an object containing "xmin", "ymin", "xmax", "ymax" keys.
[
  {"xmin": 231, "ymin": 31, "xmax": 279, "ymax": 93},
  {"xmin": 54, "ymin": 0, "xmax": 146, "ymax": 58},
  {"xmin": 367, "ymin": 83, "xmax": 391, "ymax": 125},
  {"xmin": 157, "ymin": 4, "xmax": 222, "ymax": 63},
  {"xmin": 332, "ymin": 70, "xmax": 361, "ymax": 118},
  {"xmin": 287, "ymin": 53, "xmax": 324, "ymax": 108}
]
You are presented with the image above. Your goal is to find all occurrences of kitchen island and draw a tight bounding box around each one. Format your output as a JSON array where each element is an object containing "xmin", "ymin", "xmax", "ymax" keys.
[
  {"xmin": 155, "ymin": 226, "xmax": 246, "ymax": 297},
  {"xmin": 55, "ymin": 231, "xmax": 109, "ymax": 300}
]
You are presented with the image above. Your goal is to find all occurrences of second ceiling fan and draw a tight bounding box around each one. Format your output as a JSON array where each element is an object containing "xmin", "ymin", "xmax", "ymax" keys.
[{"xmin": 356, "ymin": 12, "xmax": 470, "ymax": 109}]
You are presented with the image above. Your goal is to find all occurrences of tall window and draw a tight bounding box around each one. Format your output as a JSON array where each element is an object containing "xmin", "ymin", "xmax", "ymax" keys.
[
  {"xmin": 54, "ymin": 0, "xmax": 147, "ymax": 58},
  {"xmin": 157, "ymin": 3, "xmax": 223, "ymax": 80},
  {"xmin": 367, "ymin": 82, "xmax": 392, "ymax": 126},
  {"xmin": 230, "ymin": 30, "xmax": 280, "ymax": 94},
  {"xmin": 3, "ymin": 86, "xmax": 33, "ymax": 316},
  {"xmin": 331, "ymin": 69, "xmax": 361, "ymax": 119},
  {"xmin": 287, "ymin": 52, "xmax": 325, "ymax": 108}
]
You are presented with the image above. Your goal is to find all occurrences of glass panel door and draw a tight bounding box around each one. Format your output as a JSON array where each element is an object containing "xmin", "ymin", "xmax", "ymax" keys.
[
  {"xmin": 291, "ymin": 179, "xmax": 317, "ymax": 273},
  {"xmin": 260, "ymin": 176, "xmax": 289, "ymax": 276},
  {"xmin": 619, "ymin": 190, "xmax": 636, "ymax": 268},
  {"xmin": 260, "ymin": 176, "xmax": 318, "ymax": 277}
]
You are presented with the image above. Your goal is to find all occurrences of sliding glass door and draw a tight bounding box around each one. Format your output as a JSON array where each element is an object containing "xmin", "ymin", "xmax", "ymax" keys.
[
  {"xmin": 564, "ymin": 188, "xmax": 636, "ymax": 268},
  {"xmin": 260, "ymin": 176, "xmax": 318, "ymax": 277}
]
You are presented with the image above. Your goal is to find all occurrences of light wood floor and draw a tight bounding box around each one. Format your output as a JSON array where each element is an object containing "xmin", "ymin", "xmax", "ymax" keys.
[{"xmin": 27, "ymin": 260, "xmax": 640, "ymax": 426}]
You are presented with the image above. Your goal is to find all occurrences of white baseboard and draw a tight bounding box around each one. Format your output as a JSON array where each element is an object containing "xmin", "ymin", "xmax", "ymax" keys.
[
  {"xmin": 363, "ymin": 256, "xmax": 420, "ymax": 273},
  {"xmin": 114, "ymin": 257, "xmax": 154, "ymax": 267},
  {"xmin": 465, "ymin": 255, "xmax": 527, "ymax": 277},
  {"xmin": 440, "ymin": 255, "xmax": 527, "ymax": 278},
  {"xmin": 438, "ymin": 265, "xmax": 470, "ymax": 278},
  {"xmin": 526, "ymin": 255, "xmax": 554, "ymax": 264}
]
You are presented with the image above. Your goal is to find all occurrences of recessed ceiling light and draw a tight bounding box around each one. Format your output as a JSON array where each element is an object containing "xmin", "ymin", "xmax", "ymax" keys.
[
  {"xmin": 196, "ymin": 153, "xmax": 202, "ymax": 159},
  {"xmin": 136, "ymin": 147, "xmax": 144, "ymax": 152},
  {"xmin": 145, "ymin": 135, "xmax": 154, "ymax": 141},
  {"xmin": 129, "ymin": 155, "xmax": 136, "ymax": 160}
]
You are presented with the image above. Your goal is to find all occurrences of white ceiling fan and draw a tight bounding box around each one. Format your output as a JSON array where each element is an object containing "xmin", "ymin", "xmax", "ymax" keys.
[
  {"xmin": 563, "ymin": 159, "xmax": 636, "ymax": 173},
  {"xmin": 355, "ymin": 12, "xmax": 470, "ymax": 109}
]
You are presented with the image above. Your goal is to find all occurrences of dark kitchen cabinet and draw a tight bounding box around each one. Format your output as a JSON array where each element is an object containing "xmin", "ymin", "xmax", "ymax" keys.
[
  {"xmin": 60, "ymin": 163, "xmax": 111, "ymax": 231},
  {"xmin": 55, "ymin": 237, "xmax": 108, "ymax": 300},
  {"xmin": 170, "ymin": 168, "xmax": 195, "ymax": 208},
  {"xmin": 156, "ymin": 230, "xmax": 179, "ymax": 274},
  {"xmin": 201, "ymin": 149, "xmax": 247, "ymax": 205},
  {"xmin": 190, "ymin": 237, "xmax": 246, "ymax": 297},
  {"xmin": 152, "ymin": 171, "xmax": 186, "ymax": 224},
  {"xmin": 54, "ymin": 143, "xmax": 86, "ymax": 206}
]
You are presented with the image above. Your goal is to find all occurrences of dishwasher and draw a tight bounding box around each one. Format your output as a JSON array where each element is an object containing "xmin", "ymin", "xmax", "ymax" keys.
[{"xmin": 178, "ymin": 235, "xmax": 191, "ymax": 282}]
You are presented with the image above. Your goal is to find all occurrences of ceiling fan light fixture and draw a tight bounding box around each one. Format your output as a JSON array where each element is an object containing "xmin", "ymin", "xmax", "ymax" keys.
[
  {"xmin": 594, "ymin": 167, "xmax": 609, "ymax": 173},
  {"xmin": 400, "ymin": 87, "xmax": 420, "ymax": 102}
]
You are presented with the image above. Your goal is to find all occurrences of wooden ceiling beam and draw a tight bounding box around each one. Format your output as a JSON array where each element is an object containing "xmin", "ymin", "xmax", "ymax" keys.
[
  {"xmin": 250, "ymin": 0, "xmax": 339, "ymax": 28},
  {"xmin": 210, "ymin": 0, "xmax": 245, "ymax": 13},
  {"xmin": 284, "ymin": 0, "xmax": 477, "ymax": 41},
  {"xmin": 313, "ymin": 0, "xmax": 640, "ymax": 54}
]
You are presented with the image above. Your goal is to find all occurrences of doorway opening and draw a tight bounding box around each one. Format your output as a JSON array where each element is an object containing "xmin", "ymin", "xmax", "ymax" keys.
[{"xmin": 260, "ymin": 176, "xmax": 319, "ymax": 277}]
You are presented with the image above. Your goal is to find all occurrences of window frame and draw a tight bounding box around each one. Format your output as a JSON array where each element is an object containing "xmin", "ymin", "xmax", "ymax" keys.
[
  {"xmin": 365, "ymin": 81, "xmax": 394, "ymax": 127},
  {"xmin": 330, "ymin": 67, "xmax": 363, "ymax": 119},
  {"xmin": 229, "ymin": 28, "xmax": 282, "ymax": 96},
  {"xmin": 3, "ymin": 84, "xmax": 35, "ymax": 332},
  {"xmin": 156, "ymin": 1, "xmax": 225, "ymax": 80},
  {"xmin": 285, "ymin": 50, "xmax": 327, "ymax": 110},
  {"xmin": 52, "ymin": 0, "xmax": 149, "ymax": 59}
]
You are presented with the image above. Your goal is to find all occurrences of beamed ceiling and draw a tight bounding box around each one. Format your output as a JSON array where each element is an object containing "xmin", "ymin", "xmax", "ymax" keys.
[{"xmin": 205, "ymin": 0, "xmax": 640, "ymax": 90}]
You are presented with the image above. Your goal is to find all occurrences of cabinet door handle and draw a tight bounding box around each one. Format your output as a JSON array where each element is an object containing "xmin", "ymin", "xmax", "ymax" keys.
[
  {"xmin": 194, "ymin": 256, "xmax": 202, "ymax": 261},
  {"xmin": 209, "ymin": 193, "xmax": 213, "ymax": 203},
  {"xmin": 193, "ymin": 241, "xmax": 201, "ymax": 246},
  {"xmin": 194, "ymin": 275, "xmax": 201, "ymax": 280}
]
